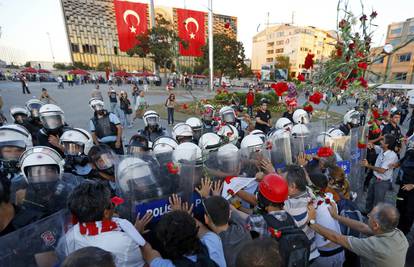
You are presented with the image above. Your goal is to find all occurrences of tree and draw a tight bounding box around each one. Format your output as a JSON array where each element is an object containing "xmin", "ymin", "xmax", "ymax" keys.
[
  {"xmin": 24, "ymin": 61, "xmax": 31, "ymax": 67},
  {"xmin": 127, "ymin": 15, "xmax": 186, "ymax": 77},
  {"xmin": 53, "ymin": 63, "xmax": 68, "ymax": 70},
  {"xmin": 274, "ymin": 55, "xmax": 290, "ymax": 70},
  {"xmin": 96, "ymin": 61, "xmax": 113, "ymax": 71},
  {"xmin": 196, "ymin": 33, "xmax": 247, "ymax": 82},
  {"xmin": 73, "ymin": 61, "xmax": 91, "ymax": 70}
]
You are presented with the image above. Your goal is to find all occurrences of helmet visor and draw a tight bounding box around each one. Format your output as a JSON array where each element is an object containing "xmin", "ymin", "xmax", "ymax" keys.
[
  {"xmin": 349, "ymin": 115, "xmax": 360, "ymax": 126},
  {"xmin": 127, "ymin": 146, "xmax": 148, "ymax": 155},
  {"xmin": 93, "ymin": 104, "xmax": 104, "ymax": 111},
  {"xmin": 63, "ymin": 142, "xmax": 84, "ymax": 156},
  {"xmin": 26, "ymin": 165, "xmax": 59, "ymax": 183},
  {"xmin": 41, "ymin": 115, "xmax": 63, "ymax": 130},
  {"xmin": 14, "ymin": 114, "xmax": 28, "ymax": 123},
  {"xmin": 203, "ymin": 109, "xmax": 214, "ymax": 121},
  {"xmin": 95, "ymin": 153, "xmax": 116, "ymax": 170},
  {"xmin": 222, "ymin": 112, "xmax": 235, "ymax": 123},
  {"xmin": 0, "ymin": 145, "xmax": 25, "ymax": 161},
  {"xmin": 29, "ymin": 103, "xmax": 42, "ymax": 117},
  {"xmin": 146, "ymin": 116, "xmax": 159, "ymax": 126}
]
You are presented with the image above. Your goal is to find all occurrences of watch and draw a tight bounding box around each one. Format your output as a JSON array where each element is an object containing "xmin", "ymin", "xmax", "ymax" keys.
[{"xmin": 308, "ymin": 219, "xmax": 316, "ymax": 226}]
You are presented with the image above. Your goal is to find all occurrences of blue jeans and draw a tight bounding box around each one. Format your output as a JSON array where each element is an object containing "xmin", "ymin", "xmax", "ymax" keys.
[
  {"xmin": 247, "ymin": 105, "xmax": 253, "ymax": 117},
  {"xmin": 167, "ymin": 108, "xmax": 174, "ymax": 124}
]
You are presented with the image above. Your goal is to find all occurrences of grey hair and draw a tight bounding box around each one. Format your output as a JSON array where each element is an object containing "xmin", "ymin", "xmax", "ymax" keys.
[{"xmin": 372, "ymin": 203, "xmax": 400, "ymax": 233}]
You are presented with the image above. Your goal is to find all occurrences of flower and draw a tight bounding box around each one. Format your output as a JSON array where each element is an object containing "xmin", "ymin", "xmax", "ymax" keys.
[
  {"xmin": 372, "ymin": 110, "xmax": 380, "ymax": 119},
  {"xmin": 338, "ymin": 19, "xmax": 348, "ymax": 29},
  {"xmin": 303, "ymin": 53, "xmax": 315, "ymax": 70},
  {"xmin": 166, "ymin": 162, "xmax": 179, "ymax": 175},
  {"xmin": 336, "ymin": 47, "xmax": 343, "ymax": 58},
  {"xmin": 268, "ymin": 227, "xmax": 282, "ymax": 238},
  {"xmin": 223, "ymin": 89, "xmax": 229, "ymax": 94},
  {"xmin": 271, "ymin": 82, "xmax": 289, "ymax": 96},
  {"xmin": 336, "ymin": 77, "xmax": 349, "ymax": 90},
  {"xmin": 225, "ymin": 176, "xmax": 236, "ymax": 184},
  {"xmin": 360, "ymin": 14, "xmax": 368, "ymax": 21},
  {"xmin": 317, "ymin": 200, "xmax": 323, "ymax": 206},
  {"xmin": 317, "ymin": 147, "xmax": 334, "ymax": 158},
  {"xmin": 348, "ymin": 42, "xmax": 355, "ymax": 50},
  {"xmin": 358, "ymin": 62, "xmax": 368, "ymax": 70},
  {"xmin": 358, "ymin": 76, "xmax": 368, "ymax": 88},
  {"xmin": 111, "ymin": 196, "xmax": 125, "ymax": 206},
  {"xmin": 182, "ymin": 103, "xmax": 189, "ymax": 110},
  {"xmin": 309, "ymin": 91, "xmax": 323, "ymax": 105},
  {"xmin": 303, "ymin": 103, "xmax": 313, "ymax": 113},
  {"xmin": 358, "ymin": 142, "xmax": 367, "ymax": 149},
  {"xmin": 224, "ymin": 22, "xmax": 231, "ymax": 29},
  {"xmin": 227, "ymin": 189, "xmax": 235, "ymax": 195},
  {"xmin": 285, "ymin": 97, "xmax": 298, "ymax": 107},
  {"xmin": 370, "ymin": 11, "xmax": 378, "ymax": 18},
  {"xmin": 325, "ymin": 198, "xmax": 331, "ymax": 204},
  {"xmin": 297, "ymin": 73, "xmax": 305, "ymax": 82}
]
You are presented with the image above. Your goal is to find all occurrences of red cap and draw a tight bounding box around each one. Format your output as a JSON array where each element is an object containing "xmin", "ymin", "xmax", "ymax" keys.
[{"xmin": 258, "ymin": 173, "xmax": 289, "ymax": 203}]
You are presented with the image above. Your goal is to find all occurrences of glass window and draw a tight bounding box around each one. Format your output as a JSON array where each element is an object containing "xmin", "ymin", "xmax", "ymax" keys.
[
  {"xmin": 390, "ymin": 39, "xmax": 400, "ymax": 47},
  {"xmin": 398, "ymin": 53, "xmax": 411, "ymax": 62},
  {"xmin": 390, "ymin": 28, "xmax": 402, "ymax": 35},
  {"xmin": 71, "ymin": 43, "xmax": 79, "ymax": 53},
  {"xmin": 410, "ymin": 25, "xmax": 414, "ymax": 33},
  {"xmin": 114, "ymin": 47, "xmax": 118, "ymax": 55},
  {"xmin": 394, "ymin": 72, "xmax": 407, "ymax": 80},
  {"xmin": 275, "ymin": 48, "xmax": 284, "ymax": 53},
  {"xmin": 373, "ymin": 57, "xmax": 384, "ymax": 64}
]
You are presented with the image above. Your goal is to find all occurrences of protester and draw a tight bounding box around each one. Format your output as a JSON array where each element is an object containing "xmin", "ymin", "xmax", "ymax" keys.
[
  {"xmin": 61, "ymin": 246, "xmax": 116, "ymax": 267},
  {"xmin": 326, "ymin": 165, "xmax": 351, "ymax": 202},
  {"xmin": 307, "ymin": 202, "xmax": 408, "ymax": 267},
  {"xmin": 91, "ymin": 84, "xmax": 103, "ymax": 101},
  {"xmin": 39, "ymin": 88, "xmax": 57, "ymax": 104},
  {"xmin": 57, "ymin": 181, "xmax": 146, "ymax": 267},
  {"xmin": 235, "ymin": 238, "xmax": 282, "ymax": 267},
  {"xmin": 21, "ymin": 76, "xmax": 31, "ymax": 94},
  {"xmin": 362, "ymin": 134, "xmax": 398, "ymax": 212},
  {"xmin": 134, "ymin": 90, "xmax": 148, "ymax": 121},
  {"xmin": 108, "ymin": 88, "xmax": 119, "ymax": 116},
  {"xmin": 131, "ymin": 85, "xmax": 139, "ymax": 110},
  {"xmin": 382, "ymin": 110, "xmax": 403, "ymax": 153},
  {"xmin": 119, "ymin": 91, "xmax": 133, "ymax": 128},
  {"xmin": 255, "ymin": 98, "xmax": 271, "ymax": 134},
  {"xmin": 245, "ymin": 87, "xmax": 255, "ymax": 117},
  {"xmin": 165, "ymin": 93, "xmax": 176, "ymax": 126}
]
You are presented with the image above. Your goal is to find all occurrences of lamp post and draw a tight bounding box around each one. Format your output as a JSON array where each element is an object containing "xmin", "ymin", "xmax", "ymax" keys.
[
  {"xmin": 46, "ymin": 32, "xmax": 56, "ymax": 64},
  {"xmin": 208, "ymin": 0, "xmax": 214, "ymax": 91}
]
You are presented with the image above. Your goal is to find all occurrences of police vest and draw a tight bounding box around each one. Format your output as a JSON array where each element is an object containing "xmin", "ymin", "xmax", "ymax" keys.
[{"xmin": 92, "ymin": 114, "xmax": 117, "ymax": 139}]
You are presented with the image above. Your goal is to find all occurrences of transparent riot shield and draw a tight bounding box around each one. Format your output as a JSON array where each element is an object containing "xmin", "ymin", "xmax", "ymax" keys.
[
  {"xmin": 239, "ymin": 145, "xmax": 271, "ymax": 178},
  {"xmin": 269, "ymin": 129, "xmax": 293, "ymax": 169},
  {"xmin": 349, "ymin": 126, "xmax": 368, "ymax": 204},
  {"xmin": 291, "ymin": 124, "xmax": 311, "ymax": 161},
  {"xmin": 203, "ymin": 144, "xmax": 242, "ymax": 180},
  {"xmin": 116, "ymin": 149, "xmax": 197, "ymax": 222},
  {"xmin": 0, "ymin": 209, "xmax": 70, "ymax": 267}
]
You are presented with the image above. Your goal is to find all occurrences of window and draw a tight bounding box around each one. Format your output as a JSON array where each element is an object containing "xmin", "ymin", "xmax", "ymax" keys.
[
  {"xmin": 267, "ymin": 50, "xmax": 274, "ymax": 54},
  {"xmin": 276, "ymin": 31, "xmax": 284, "ymax": 37},
  {"xmin": 390, "ymin": 28, "xmax": 402, "ymax": 35},
  {"xmin": 90, "ymin": 45, "xmax": 98, "ymax": 54},
  {"xmin": 394, "ymin": 72, "xmax": 407, "ymax": 80},
  {"xmin": 266, "ymin": 58, "xmax": 273, "ymax": 63},
  {"xmin": 267, "ymin": 42, "xmax": 274, "ymax": 47},
  {"xmin": 398, "ymin": 53, "xmax": 411, "ymax": 62},
  {"xmin": 275, "ymin": 48, "xmax": 284, "ymax": 53},
  {"xmin": 114, "ymin": 46, "xmax": 118, "ymax": 55},
  {"xmin": 82, "ymin": 44, "xmax": 90, "ymax": 53},
  {"xmin": 373, "ymin": 57, "xmax": 384, "ymax": 64},
  {"xmin": 71, "ymin": 43, "xmax": 79, "ymax": 53},
  {"xmin": 276, "ymin": 40, "xmax": 284, "ymax": 45},
  {"xmin": 390, "ymin": 39, "xmax": 400, "ymax": 47},
  {"xmin": 410, "ymin": 25, "xmax": 414, "ymax": 33}
]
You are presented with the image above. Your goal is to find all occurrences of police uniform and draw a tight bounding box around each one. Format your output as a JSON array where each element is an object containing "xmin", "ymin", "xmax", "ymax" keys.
[
  {"xmin": 89, "ymin": 112, "xmax": 123, "ymax": 154},
  {"xmin": 36, "ymin": 126, "xmax": 72, "ymax": 157},
  {"xmin": 137, "ymin": 127, "xmax": 168, "ymax": 144}
]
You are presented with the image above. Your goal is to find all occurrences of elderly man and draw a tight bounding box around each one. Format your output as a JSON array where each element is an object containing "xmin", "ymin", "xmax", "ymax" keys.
[{"xmin": 307, "ymin": 203, "xmax": 408, "ymax": 267}]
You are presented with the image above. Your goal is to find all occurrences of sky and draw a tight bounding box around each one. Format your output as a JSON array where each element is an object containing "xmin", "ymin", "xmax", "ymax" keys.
[{"xmin": 0, "ymin": 0, "xmax": 413, "ymax": 64}]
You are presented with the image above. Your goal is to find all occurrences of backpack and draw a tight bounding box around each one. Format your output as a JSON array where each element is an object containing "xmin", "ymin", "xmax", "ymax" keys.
[
  {"xmin": 171, "ymin": 244, "xmax": 219, "ymax": 267},
  {"xmin": 337, "ymin": 199, "xmax": 364, "ymax": 238},
  {"xmin": 263, "ymin": 213, "xmax": 310, "ymax": 267}
]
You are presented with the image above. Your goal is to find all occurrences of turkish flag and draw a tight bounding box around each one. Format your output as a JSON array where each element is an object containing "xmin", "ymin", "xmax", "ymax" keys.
[
  {"xmin": 114, "ymin": 0, "xmax": 148, "ymax": 52},
  {"xmin": 176, "ymin": 8, "xmax": 206, "ymax": 57}
]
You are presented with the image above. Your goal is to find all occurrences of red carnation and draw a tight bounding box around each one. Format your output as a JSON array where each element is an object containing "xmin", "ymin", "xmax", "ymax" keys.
[
  {"xmin": 303, "ymin": 53, "xmax": 315, "ymax": 70},
  {"xmin": 166, "ymin": 162, "xmax": 179, "ymax": 175},
  {"xmin": 358, "ymin": 77, "xmax": 368, "ymax": 88},
  {"xmin": 111, "ymin": 196, "xmax": 125, "ymax": 206},
  {"xmin": 348, "ymin": 43, "xmax": 355, "ymax": 50},
  {"xmin": 358, "ymin": 62, "xmax": 368, "ymax": 70},
  {"xmin": 317, "ymin": 200, "xmax": 323, "ymax": 206},
  {"xmin": 325, "ymin": 198, "xmax": 331, "ymax": 204},
  {"xmin": 227, "ymin": 189, "xmax": 235, "ymax": 195},
  {"xmin": 317, "ymin": 147, "xmax": 334, "ymax": 158},
  {"xmin": 358, "ymin": 142, "xmax": 367, "ymax": 149},
  {"xmin": 285, "ymin": 97, "xmax": 298, "ymax": 107},
  {"xmin": 272, "ymin": 82, "xmax": 289, "ymax": 96},
  {"xmin": 224, "ymin": 22, "xmax": 230, "ymax": 29},
  {"xmin": 297, "ymin": 73, "xmax": 305, "ymax": 82},
  {"xmin": 303, "ymin": 103, "xmax": 313, "ymax": 113},
  {"xmin": 182, "ymin": 103, "xmax": 189, "ymax": 110},
  {"xmin": 225, "ymin": 176, "xmax": 236, "ymax": 184},
  {"xmin": 370, "ymin": 11, "xmax": 378, "ymax": 18},
  {"xmin": 309, "ymin": 91, "xmax": 323, "ymax": 105},
  {"xmin": 338, "ymin": 19, "xmax": 348, "ymax": 29},
  {"xmin": 336, "ymin": 47, "xmax": 343, "ymax": 58},
  {"xmin": 360, "ymin": 14, "xmax": 368, "ymax": 21},
  {"xmin": 372, "ymin": 110, "xmax": 380, "ymax": 119}
]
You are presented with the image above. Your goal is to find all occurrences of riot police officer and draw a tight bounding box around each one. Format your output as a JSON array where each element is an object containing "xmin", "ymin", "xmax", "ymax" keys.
[
  {"xmin": 201, "ymin": 104, "xmax": 218, "ymax": 133},
  {"xmin": 25, "ymin": 99, "xmax": 44, "ymax": 144},
  {"xmin": 89, "ymin": 99, "xmax": 124, "ymax": 155},
  {"xmin": 36, "ymin": 104, "xmax": 71, "ymax": 157},
  {"xmin": 138, "ymin": 110, "xmax": 167, "ymax": 146},
  {"xmin": 186, "ymin": 117, "xmax": 203, "ymax": 143},
  {"xmin": 0, "ymin": 124, "xmax": 32, "ymax": 180},
  {"xmin": 60, "ymin": 128, "xmax": 94, "ymax": 177},
  {"xmin": 338, "ymin": 109, "xmax": 361, "ymax": 136}
]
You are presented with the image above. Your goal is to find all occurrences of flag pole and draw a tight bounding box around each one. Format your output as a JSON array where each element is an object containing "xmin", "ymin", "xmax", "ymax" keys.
[
  {"xmin": 208, "ymin": 0, "xmax": 213, "ymax": 91},
  {"xmin": 149, "ymin": 0, "xmax": 157, "ymax": 74}
]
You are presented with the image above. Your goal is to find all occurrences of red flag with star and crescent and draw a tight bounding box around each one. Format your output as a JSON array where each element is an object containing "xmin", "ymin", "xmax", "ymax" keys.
[
  {"xmin": 176, "ymin": 8, "xmax": 206, "ymax": 57},
  {"xmin": 114, "ymin": 0, "xmax": 148, "ymax": 52}
]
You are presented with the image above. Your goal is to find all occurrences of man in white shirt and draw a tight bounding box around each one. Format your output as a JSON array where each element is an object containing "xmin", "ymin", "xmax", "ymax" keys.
[
  {"xmin": 362, "ymin": 134, "xmax": 398, "ymax": 212},
  {"xmin": 57, "ymin": 181, "xmax": 146, "ymax": 267}
]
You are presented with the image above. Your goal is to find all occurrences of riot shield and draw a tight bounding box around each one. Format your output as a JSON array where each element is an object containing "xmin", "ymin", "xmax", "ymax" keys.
[
  {"xmin": 0, "ymin": 209, "xmax": 70, "ymax": 267},
  {"xmin": 349, "ymin": 126, "xmax": 368, "ymax": 204},
  {"xmin": 291, "ymin": 124, "xmax": 311, "ymax": 161},
  {"xmin": 269, "ymin": 129, "xmax": 293, "ymax": 169},
  {"xmin": 239, "ymin": 144, "xmax": 271, "ymax": 178},
  {"xmin": 203, "ymin": 144, "xmax": 242, "ymax": 179},
  {"xmin": 116, "ymin": 149, "xmax": 197, "ymax": 222}
]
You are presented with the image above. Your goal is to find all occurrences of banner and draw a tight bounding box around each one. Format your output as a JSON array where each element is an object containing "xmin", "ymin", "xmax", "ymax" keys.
[
  {"xmin": 114, "ymin": 0, "xmax": 148, "ymax": 52},
  {"xmin": 176, "ymin": 8, "xmax": 206, "ymax": 57}
]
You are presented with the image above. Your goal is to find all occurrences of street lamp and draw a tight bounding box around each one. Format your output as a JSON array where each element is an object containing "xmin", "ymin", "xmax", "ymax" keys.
[{"xmin": 46, "ymin": 32, "xmax": 55, "ymax": 64}]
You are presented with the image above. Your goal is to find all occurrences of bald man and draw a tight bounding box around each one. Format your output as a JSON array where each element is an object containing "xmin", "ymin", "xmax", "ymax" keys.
[{"xmin": 307, "ymin": 203, "xmax": 408, "ymax": 267}]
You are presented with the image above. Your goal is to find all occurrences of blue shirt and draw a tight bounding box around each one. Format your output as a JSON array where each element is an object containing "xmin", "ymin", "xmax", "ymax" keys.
[
  {"xmin": 89, "ymin": 113, "xmax": 120, "ymax": 143},
  {"xmin": 150, "ymin": 232, "xmax": 227, "ymax": 267}
]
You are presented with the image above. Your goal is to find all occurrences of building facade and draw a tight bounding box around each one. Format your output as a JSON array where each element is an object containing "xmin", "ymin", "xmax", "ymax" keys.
[
  {"xmin": 251, "ymin": 24, "xmax": 336, "ymax": 78},
  {"xmin": 60, "ymin": 0, "xmax": 237, "ymax": 71},
  {"xmin": 368, "ymin": 18, "xmax": 414, "ymax": 84}
]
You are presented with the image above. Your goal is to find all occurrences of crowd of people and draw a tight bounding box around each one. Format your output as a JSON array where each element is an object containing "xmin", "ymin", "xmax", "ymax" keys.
[{"xmin": 0, "ymin": 83, "xmax": 414, "ymax": 267}]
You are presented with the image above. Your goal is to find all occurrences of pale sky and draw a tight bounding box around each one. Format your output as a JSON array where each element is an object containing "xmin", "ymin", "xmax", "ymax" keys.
[{"xmin": 0, "ymin": 0, "xmax": 413, "ymax": 64}]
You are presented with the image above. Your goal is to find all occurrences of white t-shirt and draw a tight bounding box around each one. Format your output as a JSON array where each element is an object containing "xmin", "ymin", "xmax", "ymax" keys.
[
  {"xmin": 373, "ymin": 147, "xmax": 398, "ymax": 181},
  {"xmin": 57, "ymin": 218, "xmax": 145, "ymax": 267},
  {"xmin": 314, "ymin": 193, "xmax": 342, "ymax": 248}
]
